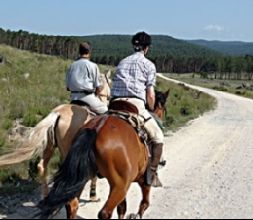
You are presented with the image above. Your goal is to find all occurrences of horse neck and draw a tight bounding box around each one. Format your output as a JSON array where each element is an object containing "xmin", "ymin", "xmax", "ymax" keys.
[{"xmin": 99, "ymin": 76, "xmax": 111, "ymax": 104}]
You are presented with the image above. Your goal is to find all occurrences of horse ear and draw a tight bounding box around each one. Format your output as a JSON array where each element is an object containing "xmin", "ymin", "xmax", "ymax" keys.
[
  {"xmin": 164, "ymin": 89, "xmax": 170, "ymax": 99},
  {"xmin": 106, "ymin": 70, "xmax": 111, "ymax": 78}
]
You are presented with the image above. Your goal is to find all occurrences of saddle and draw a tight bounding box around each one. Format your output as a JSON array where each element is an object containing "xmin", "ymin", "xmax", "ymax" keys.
[
  {"xmin": 108, "ymin": 100, "xmax": 149, "ymax": 145},
  {"xmin": 109, "ymin": 100, "xmax": 139, "ymax": 114},
  {"xmin": 70, "ymin": 100, "xmax": 97, "ymax": 116}
]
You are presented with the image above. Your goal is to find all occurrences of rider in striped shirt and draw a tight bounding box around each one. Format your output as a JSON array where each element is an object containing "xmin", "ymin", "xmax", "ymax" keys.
[{"xmin": 111, "ymin": 32, "xmax": 164, "ymax": 187}]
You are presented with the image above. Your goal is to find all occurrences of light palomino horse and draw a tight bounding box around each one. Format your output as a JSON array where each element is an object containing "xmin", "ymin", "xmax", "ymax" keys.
[{"xmin": 0, "ymin": 72, "xmax": 111, "ymax": 200}]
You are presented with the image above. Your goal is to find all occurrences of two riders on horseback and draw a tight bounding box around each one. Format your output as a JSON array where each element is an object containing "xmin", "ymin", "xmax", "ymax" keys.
[
  {"xmin": 67, "ymin": 32, "xmax": 164, "ymax": 187},
  {"xmin": 35, "ymin": 31, "xmax": 168, "ymax": 219}
]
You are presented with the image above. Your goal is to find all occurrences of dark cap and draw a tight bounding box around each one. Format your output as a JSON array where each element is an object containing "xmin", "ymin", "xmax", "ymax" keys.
[{"xmin": 79, "ymin": 42, "xmax": 92, "ymax": 55}]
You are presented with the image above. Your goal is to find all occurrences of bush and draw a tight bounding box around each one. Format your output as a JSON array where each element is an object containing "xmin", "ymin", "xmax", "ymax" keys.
[
  {"xmin": 0, "ymin": 137, "xmax": 5, "ymax": 149},
  {"xmin": 0, "ymin": 55, "xmax": 4, "ymax": 64},
  {"xmin": 23, "ymin": 111, "xmax": 40, "ymax": 127},
  {"xmin": 200, "ymin": 72, "xmax": 209, "ymax": 79},
  {"xmin": 180, "ymin": 107, "xmax": 191, "ymax": 116},
  {"xmin": 2, "ymin": 119, "xmax": 13, "ymax": 130},
  {"xmin": 212, "ymin": 86, "xmax": 228, "ymax": 92}
]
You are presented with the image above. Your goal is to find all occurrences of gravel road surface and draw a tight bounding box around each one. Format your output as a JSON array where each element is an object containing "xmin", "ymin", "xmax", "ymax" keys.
[{"xmin": 1, "ymin": 75, "xmax": 253, "ymax": 219}]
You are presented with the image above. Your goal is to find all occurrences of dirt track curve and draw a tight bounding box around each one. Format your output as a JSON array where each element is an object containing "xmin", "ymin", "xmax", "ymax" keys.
[{"xmin": 2, "ymin": 74, "xmax": 253, "ymax": 219}]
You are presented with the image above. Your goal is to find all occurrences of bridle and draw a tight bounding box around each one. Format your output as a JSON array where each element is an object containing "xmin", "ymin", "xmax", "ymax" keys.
[{"xmin": 154, "ymin": 100, "xmax": 167, "ymax": 120}]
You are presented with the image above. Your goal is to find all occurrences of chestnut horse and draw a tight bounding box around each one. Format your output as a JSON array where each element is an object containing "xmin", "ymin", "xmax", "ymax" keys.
[
  {"xmin": 38, "ymin": 90, "xmax": 169, "ymax": 219},
  {"xmin": 0, "ymin": 72, "xmax": 111, "ymax": 200}
]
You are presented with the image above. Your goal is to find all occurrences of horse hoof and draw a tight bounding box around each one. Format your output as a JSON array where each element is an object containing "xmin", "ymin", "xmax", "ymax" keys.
[
  {"xmin": 90, "ymin": 196, "xmax": 101, "ymax": 203},
  {"xmin": 127, "ymin": 214, "xmax": 141, "ymax": 219}
]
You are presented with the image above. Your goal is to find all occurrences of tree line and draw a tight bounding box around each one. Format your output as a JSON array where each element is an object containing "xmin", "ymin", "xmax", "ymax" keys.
[{"xmin": 0, "ymin": 28, "xmax": 253, "ymax": 80}]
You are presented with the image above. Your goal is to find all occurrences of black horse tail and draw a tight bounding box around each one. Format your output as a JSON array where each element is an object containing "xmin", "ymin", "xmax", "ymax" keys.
[{"xmin": 37, "ymin": 128, "xmax": 97, "ymax": 219}]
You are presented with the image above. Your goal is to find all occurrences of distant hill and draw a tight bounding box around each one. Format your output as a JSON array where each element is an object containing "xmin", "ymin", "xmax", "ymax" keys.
[
  {"xmin": 0, "ymin": 28, "xmax": 220, "ymax": 60},
  {"xmin": 78, "ymin": 35, "xmax": 221, "ymax": 58},
  {"xmin": 1, "ymin": 28, "xmax": 253, "ymax": 74},
  {"xmin": 188, "ymin": 40, "xmax": 253, "ymax": 56}
]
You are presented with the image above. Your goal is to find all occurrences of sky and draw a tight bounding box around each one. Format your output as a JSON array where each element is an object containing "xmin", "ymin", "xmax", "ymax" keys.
[{"xmin": 0, "ymin": 0, "xmax": 253, "ymax": 42}]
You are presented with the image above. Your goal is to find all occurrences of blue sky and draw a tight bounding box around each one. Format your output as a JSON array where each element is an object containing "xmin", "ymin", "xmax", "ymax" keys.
[{"xmin": 0, "ymin": 0, "xmax": 252, "ymax": 42}]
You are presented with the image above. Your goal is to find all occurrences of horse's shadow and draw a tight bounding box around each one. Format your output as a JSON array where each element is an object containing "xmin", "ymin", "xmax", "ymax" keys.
[
  {"xmin": 0, "ymin": 182, "xmax": 41, "ymax": 219},
  {"xmin": 0, "ymin": 182, "xmax": 99, "ymax": 219},
  {"xmin": 48, "ymin": 198, "xmax": 100, "ymax": 219}
]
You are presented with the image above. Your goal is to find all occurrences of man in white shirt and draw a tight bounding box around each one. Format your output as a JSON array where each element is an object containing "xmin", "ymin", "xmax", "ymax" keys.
[{"xmin": 66, "ymin": 42, "xmax": 108, "ymax": 114}]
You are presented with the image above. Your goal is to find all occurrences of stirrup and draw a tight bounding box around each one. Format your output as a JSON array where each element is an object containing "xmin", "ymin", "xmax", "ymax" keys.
[
  {"xmin": 152, "ymin": 173, "xmax": 163, "ymax": 188},
  {"xmin": 145, "ymin": 169, "xmax": 163, "ymax": 188}
]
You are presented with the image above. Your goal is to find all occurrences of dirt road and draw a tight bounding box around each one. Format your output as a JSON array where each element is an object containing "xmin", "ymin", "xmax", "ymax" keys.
[
  {"xmin": 2, "ymin": 75, "xmax": 253, "ymax": 219},
  {"xmin": 77, "ymin": 75, "xmax": 253, "ymax": 219}
]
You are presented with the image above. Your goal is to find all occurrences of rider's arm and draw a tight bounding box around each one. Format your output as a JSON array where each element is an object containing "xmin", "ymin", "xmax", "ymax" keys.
[
  {"xmin": 146, "ymin": 62, "xmax": 156, "ymax": 111},
  {"xmin": 146, "ymin": 86, "xmax": 155, "ymax": 111}
]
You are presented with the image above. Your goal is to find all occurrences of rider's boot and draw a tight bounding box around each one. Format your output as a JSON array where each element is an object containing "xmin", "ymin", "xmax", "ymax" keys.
[{"xmin": 145, "ymin": 143, "xmax": 163, "ymax": 188}]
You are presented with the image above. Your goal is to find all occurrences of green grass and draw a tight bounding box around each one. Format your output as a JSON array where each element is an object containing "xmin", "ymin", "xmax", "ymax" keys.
[
  {"xmin": 156, "ymin": 78, "xmax": 216, "ymax": 131},
  {"xmin": 0, "ymin": 44, "xmax": 216, "ymax": 187},
  {"xmin": 166, "ymin": 73, "xmax": 253, "ymax": 99},
  {"xmin": 0, "ymin": 45, "xmax": 71, "ymax": 151}
]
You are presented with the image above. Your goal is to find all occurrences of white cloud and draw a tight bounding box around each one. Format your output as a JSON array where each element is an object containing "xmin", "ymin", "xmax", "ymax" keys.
[{"xmin": 204, "ymin": 24, "xmax": 225, "ymax": 32}]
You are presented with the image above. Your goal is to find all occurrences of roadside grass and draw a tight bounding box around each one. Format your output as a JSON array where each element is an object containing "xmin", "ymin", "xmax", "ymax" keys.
[
  {"xmin": 0, "ymin": 44, "xmax": 216, "ymax": 190},
  {"xmin": 166, "ymin": 73, "xmax": 253, "ymax": 99},
  {"xmin": 156, "ymin": 77, "xmax": 216, "ymax": 131}
]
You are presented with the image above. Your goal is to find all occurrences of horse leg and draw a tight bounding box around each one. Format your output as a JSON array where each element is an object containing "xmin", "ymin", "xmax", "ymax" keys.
[
  {"xmin": 98, "ymin": 183, "xmax": 130, "ymax": 219},
  {"xmin": 37, "ymin": 146, "xmax": 55, "ymax": 198},
  {"xmin": 65, "ymin": 189, "xmax": 83, "ymax": 219},
  {"xmin": 65, "ymin": 197, "xmax": 79, "ymax": 219},
  {"xmin": 90, "ymin": 177, "xmax": 99, "ymax": 202},
  {"xmin": 128, "ymin": 183, "xmax": 151, "ymax": 219},
  {"xmin": 117, "ymin": 199, "xmax": 127, "ymax": 219},
  {"xmin": 138, "ymin": 184, "xmax": 151, "ymax": 219}
]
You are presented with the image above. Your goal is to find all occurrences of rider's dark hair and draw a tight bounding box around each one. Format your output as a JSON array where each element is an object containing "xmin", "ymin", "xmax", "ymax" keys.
[
  {"xmin": 79, "ymin": 42, "xmax": 92, "ymax": 55},
  {"xmin": 132, "ymin": 32, "xmax": 152, "ymax": 52}
]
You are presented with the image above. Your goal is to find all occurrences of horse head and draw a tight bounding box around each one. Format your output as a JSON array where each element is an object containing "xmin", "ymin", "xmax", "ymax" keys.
[{"xmin": 154, "ymin": 89, "xmax": 170, "ymax": 120}]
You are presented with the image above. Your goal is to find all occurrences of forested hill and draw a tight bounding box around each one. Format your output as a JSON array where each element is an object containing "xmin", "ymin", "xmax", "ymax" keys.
[
  {"xmin": 0, "ymin": 29, "xmax": 221, "ymax": 72},
  {"xmin": 0, "ymin": 29, "xmax": 219, "ymax": 59},
  {"xmin": 0, "ymin": 28, "xmax": 253, "ymax": 76},
  {"xmin": 188, "ymin": 40, "xmax": 253, "ymax": 56},
  {"xmin": 77, "ymin": 35, "xmax": 220, "ymax": 58}
]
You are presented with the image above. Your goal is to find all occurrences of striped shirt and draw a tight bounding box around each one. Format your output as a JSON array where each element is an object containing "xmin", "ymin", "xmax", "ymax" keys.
[{"xmin": 111, "ymin": 52, "xmax": 156, "ymax": 102}]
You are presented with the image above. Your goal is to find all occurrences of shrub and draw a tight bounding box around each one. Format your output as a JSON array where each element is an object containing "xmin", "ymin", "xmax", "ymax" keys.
[
  {"xmin": 2, "ymin": 119, "xmax": 13, "ymax": 130},
  {"xmin": 0, "ymin": 137, "xmax": 5, "ymax": 149},
  {"xmin": 23, "ymin": 111, "xmax": 41, "ymax": 127}
]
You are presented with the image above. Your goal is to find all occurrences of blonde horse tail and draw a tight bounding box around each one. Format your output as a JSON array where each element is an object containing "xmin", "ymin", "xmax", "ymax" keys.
[{"xmin": 0, "ymin": 112, "xmax": 60, "ymax": 167}]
